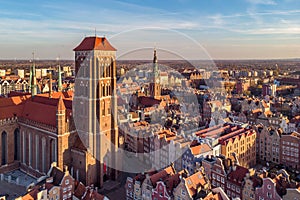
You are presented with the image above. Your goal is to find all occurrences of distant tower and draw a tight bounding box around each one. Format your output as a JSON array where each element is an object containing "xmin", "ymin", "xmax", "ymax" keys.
[
  {"xmin": 149, "ymin": 48, "xmax": 161, "ymax": 98},
  {"xmin": 57, "ymin": 61, "xmax": 63, "ymax": 92},
  {"xmin": 30, "ymin": 53, "xmax": 37, "ymax": 96},
  {"xmin": 73, "ymin": 36, "xmax": 118, "ymax": 187}
]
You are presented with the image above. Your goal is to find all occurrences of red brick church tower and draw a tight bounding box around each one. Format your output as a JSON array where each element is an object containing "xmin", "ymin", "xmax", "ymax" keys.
[{"xmin": 73, "ymin": 36, "xmax": 119, "ymax": 187}]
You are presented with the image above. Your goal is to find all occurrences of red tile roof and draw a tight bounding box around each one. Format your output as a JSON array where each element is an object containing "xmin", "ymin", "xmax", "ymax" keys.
[
  {"xmin": 0, "ymin": 104, "xmax": 24, "ymax": 120},
  {"xmin": 203, "ymin": 192, "xmax": 222, "ymax": 200},
  {"xmin": 21, "ymin": 100, "xmax": 57, "ymax": 126},
  {"xmin": 0, "ymin": 95, "xmax": 30, "ymax": 107},
  {"xmin": 190, "ymin": 143, "xmax": 212, "ymax": 155},
  {"xmin": 185, "ymin": 171, "xmax": 208, "ymax": 197},
  {"xmin": 73, "ymin": 36, "xmax": 117, "ymax": 51},
  {"xmin": 150, "ymin": 165, "xmax": 176, "ymax": 187},
  {"xmin": 138, "ymin": 96, "xmax": 161, "ymax": 107}
]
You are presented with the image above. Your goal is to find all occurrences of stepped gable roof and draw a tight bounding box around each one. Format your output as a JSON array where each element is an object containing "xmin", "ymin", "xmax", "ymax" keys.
[{"xmin": 74, "ymin": 36, "xmax": 116, "ymax": 51}]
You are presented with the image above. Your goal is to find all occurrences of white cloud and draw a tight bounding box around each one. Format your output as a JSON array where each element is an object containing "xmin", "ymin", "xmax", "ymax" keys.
[{"xmin": 246, "ymin": 0, "xmax": 277, "ymax": 5}]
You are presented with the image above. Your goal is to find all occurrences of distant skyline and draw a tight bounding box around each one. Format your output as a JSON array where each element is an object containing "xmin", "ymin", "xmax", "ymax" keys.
[{"xmin": 0, "ymin": 0, "xmax": 300, "ymax": 60}]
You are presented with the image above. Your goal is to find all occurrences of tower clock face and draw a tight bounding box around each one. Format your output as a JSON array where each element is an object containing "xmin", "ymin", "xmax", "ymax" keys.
[{"xmin": 156, "ymin": 78, "xmax": 160, "ymax": 83}]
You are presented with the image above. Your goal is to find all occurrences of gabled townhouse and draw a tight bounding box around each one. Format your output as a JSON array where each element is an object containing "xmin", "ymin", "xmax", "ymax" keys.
[
  {"xmin": 141, "ymin": 165, "xmax": 176, "ymax": 200},
  {"xmin": 256, "ymin": 126, "xmax": 281, "ymax": 164},
  {"xmin": 152, "ymin": 170, "xmax": 188, "ymax": 200},
  {"xmin": 242, "ymin": 172, "xmax": 262, "ymax": 200},
  {"xmin": 203, "ymin": 187, "xmax": 230, "ymax": 200},
  {"xmin": 182, "ymin": 140, "xmax": 213, "ymax": 175},
  {"xmin": 280, "ymin": 132, "xmax": 300, "ymax": 170},
  {"xmin": 173, "ymin": 170, "xmax": 211, "ymax": 200},
  {"xmin": 226, "ymin": 164, "xmax": 250, "ymax": 199}
]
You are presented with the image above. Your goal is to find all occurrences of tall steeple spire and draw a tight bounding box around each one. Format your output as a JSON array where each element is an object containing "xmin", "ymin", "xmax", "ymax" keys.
[
  {"xmin": 57, "ymin": 57, "xmax": 62, "ymax": 92},
  {"xmin": 153, "ymin": 48, "xmax": 158, "ymax": 64},
  {"xmin": 30, "ymin": 52, "xmax": 37, "ymax": 96},
  {"xmin": 150, "ymin": 48, "xmax": 161, "ymax": 99}
]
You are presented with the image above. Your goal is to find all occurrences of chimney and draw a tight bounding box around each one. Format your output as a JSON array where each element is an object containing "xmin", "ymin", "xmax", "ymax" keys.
[
  {"xmin": 51, "ymin": 162, "xmax": 57, "ymax": 167},
  {"xmin": 64, "ymin": 165, "xmax": 68, "ymax": 173},
  {"xmin": 232, "ymin": 165, "xmax": 237, "ymax": 171}
]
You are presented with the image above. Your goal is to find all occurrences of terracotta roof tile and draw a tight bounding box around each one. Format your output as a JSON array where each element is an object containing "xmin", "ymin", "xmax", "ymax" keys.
[
  {"xmin": 185, "ymin": 171, "xmax": 208, "ymax": 197},
  {"xmin": 203, "ymin": 192, "xmax": 222, "ymax": 200},
  {"xmin": 227, "ymin": 165, "xmax": 249, "ymax": 186},
  {"xmin": 150, "ymin": 165, "xmax": 176, "ymax": 187},
  {"xmin": 21, "ymin": 100, "xmax": 57, "ymax": 126},
  {"xmin": 138, "ymin": 96, "xmax": 161, "ymax": 107},
  {"xmin": 190, "ymin": 143, "xmax": 212, "ymax": 155}
]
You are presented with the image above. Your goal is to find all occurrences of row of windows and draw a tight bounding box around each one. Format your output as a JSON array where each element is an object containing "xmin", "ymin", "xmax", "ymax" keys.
[
  {"xmin": 282, "ymin": 157, "xmax": 299, "ymax": 162},
  {"xmin": 282, "ymin": 146, "xmax": 299, "ymax": 152},
  {"xmin": 101, "ymin": 101, "xmax": 111, "ymax": 116},
  {"xmin": 101, "ymin": 84, "xmax": 111, "ymax": 97},
  {"xmin": 227, "ymin": 183, "xmax": 240, "ymax": 193},
  {"xmin": 283, "ymin": 141, "xmax": 299, "ymax": 147},
  {"xmin": 282, "ymin": 151, "xmax": 299, "ymax": 156}
]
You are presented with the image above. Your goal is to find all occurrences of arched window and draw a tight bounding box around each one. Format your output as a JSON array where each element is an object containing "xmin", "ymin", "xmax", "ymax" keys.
[
  {"xmin": 22, "ymin": 131, "xmax": 26, "ymax": 163},
  {"xmin": 102, "ymin": 101, "xmax": 105, "ymax": 116},
  {"xmin": 14, "ymin": 128, "xmax": 20, "ymax": 160},
  {"xmin": 107, "ymin": 100, "xmax": 111, "ymax": 115},
  {"xmin": 35, "ymin": 135, "xmax": 39, "ymax": 170},
  {"xmin": 106, "ymin": 84, "xmax": 109, "ymax": 96},
  {"xmin": 28, "ymin": 132, "xmax": 32, "ymax": 166},
  {"xmin": 50, "ymin": 139, "xmax": 56, "ymax": 164},
  {"xmin": 1, "ymin": 131, "xmax": 7, "ymax": 165},
  {"xmin": 41, "ymin": 137, "xmax": 46, "ymax": 172},
  {"xmin": 102, "ymin": 84, "xmax": 105, "ymax": 97}
]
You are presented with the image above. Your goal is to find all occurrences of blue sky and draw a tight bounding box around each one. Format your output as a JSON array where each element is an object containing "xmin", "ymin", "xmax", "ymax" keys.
[{"xmin": 0, "ymin": 0, "xmax": 300, "ymax": 59}]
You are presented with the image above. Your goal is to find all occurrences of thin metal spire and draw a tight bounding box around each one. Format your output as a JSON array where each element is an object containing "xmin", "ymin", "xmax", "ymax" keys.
[
  {"xmin": 57, "ymin": 56, "xmax": 62, "ymax": 92},
  {"xmin": 30, "ymin": 52, "xmax": 37, "ymax": 96}
]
